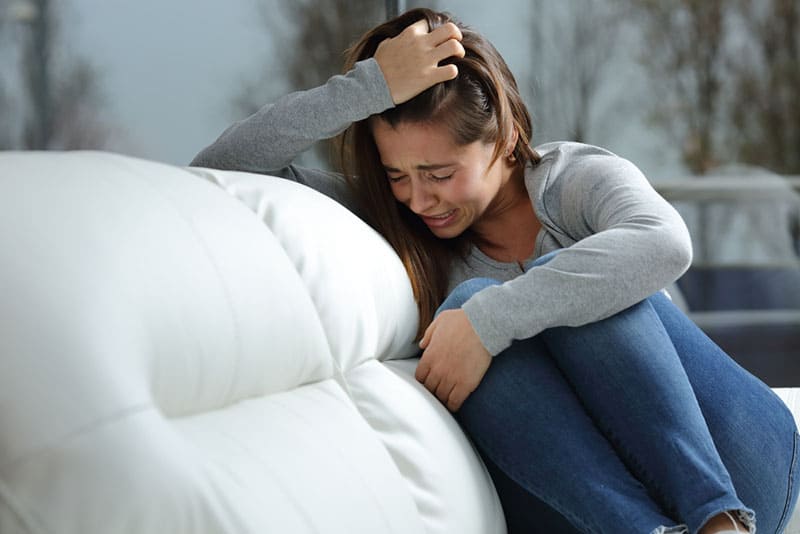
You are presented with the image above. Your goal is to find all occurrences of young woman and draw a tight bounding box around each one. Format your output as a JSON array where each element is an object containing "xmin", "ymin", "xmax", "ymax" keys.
[{"xmin": 192, "ymin": 8, "xmax": 799, "ymax": 534}]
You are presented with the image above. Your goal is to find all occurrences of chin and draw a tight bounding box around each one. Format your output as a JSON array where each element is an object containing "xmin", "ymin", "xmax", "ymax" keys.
[{"xmin": 429, "ymin": 225, "xmax": 467, "ymax": 240}]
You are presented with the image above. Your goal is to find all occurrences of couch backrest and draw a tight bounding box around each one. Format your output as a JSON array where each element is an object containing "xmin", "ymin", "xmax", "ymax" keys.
[{"xmin": 0, "ymin": 151, "xmax": 504, "ymax": 534}]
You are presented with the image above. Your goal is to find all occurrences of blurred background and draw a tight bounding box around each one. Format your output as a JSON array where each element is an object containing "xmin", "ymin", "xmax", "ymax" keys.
[{"xmin": 1, "ymin": 0, "xmax": 798, "ymax": 381}]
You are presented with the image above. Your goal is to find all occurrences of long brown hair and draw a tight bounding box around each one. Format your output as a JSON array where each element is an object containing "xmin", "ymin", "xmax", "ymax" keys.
[{"xmin": 338, "ymin": 8, "xmax": 540, "ymax": 338}]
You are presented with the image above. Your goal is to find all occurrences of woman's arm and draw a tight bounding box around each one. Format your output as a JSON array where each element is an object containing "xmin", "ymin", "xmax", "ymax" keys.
[
  {"xmin": 191, "ymin": 20, "xmax": 465, "ymax": 212},
  {"xmin": 462, "ymin": 143, "xmax": 693, "ymax": 355},
  {"xmin": 190, "ymin": 58, "xmax": 394, "ymax": 211}
]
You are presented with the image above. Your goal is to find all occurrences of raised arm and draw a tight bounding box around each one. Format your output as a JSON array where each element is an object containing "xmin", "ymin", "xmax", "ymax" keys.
[
  {"xmin": 190, "ymin": 19, "xmax": 465, "ymax": 211},
  {"xmin": 190, "ymin": 58, "xmax": 393, "ymax": 210}
]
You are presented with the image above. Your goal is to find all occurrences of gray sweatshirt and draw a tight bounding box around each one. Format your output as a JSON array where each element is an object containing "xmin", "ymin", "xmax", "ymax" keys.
[{"xmin": 192, "ymin": 58, "xmax": 693, "ymax": 356}]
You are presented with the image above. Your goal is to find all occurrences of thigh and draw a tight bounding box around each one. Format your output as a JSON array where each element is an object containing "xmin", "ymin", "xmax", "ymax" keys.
[{"xmin": 648, "ymin": 291, "xmax": 800, "ymax": 534}]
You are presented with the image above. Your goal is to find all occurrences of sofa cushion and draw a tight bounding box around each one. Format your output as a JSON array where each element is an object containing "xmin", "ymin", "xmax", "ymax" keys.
[
  {"xmin": 186, "ymin": 166, "xmax": 420, "ymax": 371},
  {"xmin": 0, "ymin": 151, "xmax": 503, "ymax": 534}
]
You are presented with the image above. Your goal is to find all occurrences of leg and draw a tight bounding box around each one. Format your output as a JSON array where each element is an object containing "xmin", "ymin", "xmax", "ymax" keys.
[
  {"xmin": 528, "ymin": 250, "xmax": 796, "ymax": 533},
  {"xmin": 477, "ymin": 451, "xmax": 581, "ymax": 534},
  {"xmin": 447, "ymin": 252, "xmax": 798, "ymax": 533},
  {"xmin": 441, "ymin": 278, "xmax": 683, "ymax": 534},
  {"xmin": 540, "ymin": 296, "xmax": 754, "ymax": 533},
  {"xmin": 648, "ymin": 291, "xmax": 800, "ymax": 534}
]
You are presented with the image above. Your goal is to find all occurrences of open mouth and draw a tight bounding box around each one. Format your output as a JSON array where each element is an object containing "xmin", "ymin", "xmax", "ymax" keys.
[{"xmin": 421, "ymin": 209, "xmax": 457, "ymax": 228}]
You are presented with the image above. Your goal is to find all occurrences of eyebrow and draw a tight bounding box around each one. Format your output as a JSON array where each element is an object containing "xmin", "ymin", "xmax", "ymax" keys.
[{"xmin": 383, "ymin": 163, "xmax": 457, "ymax": 173}]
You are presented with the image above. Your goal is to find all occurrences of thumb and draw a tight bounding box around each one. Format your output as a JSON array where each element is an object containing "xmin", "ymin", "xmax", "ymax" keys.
[{"xmin": 419, "ymin": 319, "xmax": 435, "ymax": 349}]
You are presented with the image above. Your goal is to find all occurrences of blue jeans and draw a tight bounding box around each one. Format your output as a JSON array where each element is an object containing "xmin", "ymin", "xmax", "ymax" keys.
[{"xmin": 439, "ymin": 251, "xmax": 800, "ymax": 534}]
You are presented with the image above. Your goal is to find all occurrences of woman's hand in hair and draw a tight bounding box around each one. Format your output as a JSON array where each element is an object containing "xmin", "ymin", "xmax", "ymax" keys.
[
  {"xmin": 374, "ymin": 19, "xmax": 465, "ymax": 105},
  {"xmin": 415, "ymin": 309, "xmax": 491, "ymax": 412}
]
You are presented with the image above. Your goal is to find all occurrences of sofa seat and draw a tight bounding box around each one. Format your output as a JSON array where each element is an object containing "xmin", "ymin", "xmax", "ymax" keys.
[{"xmin": 0, "ymin": 151, "xmax": 797, "ymax": 533}]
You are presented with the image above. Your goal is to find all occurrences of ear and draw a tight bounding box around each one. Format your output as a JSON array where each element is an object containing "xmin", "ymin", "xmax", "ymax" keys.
[
  {"xmin": 502, "ymin": 127, "xmax": 520, "ymax": 162},
  {"xmin": 507, "ymin": 127, "xmax": 519, "ymax": 155}
]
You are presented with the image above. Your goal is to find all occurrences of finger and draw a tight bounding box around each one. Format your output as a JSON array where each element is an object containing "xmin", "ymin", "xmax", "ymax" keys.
[
  {"xmin": 423, "ymin": 369, "xmax": 442, "ymax": 394},
  {"xmin": 430, "ymin": 38, "xmax": 465, "ymax": 64},
  {"xmin": 446, "ymin": 387, "xmax": 468, "ymax": 413},
  {"xmin": 431, "ymin": 64, "xmax": 459, "ymax": 84},
  {"xmin": 419, "ymin": 326, "xmax": 431, "ymax": 349},
  {"xmin": 415, "ymin": 357, "xmax": 430, "ymax": 383},
  {"xmin": 426, "ymin": 22, "xmax": 462, "ymax": 46},
  {"xmin": 404, "ymin": 19, "xmax": 430, "ymax": 37},
  {"xmin": 419, "ymin": 318, "xmax": 437, "ymax": 349},
  {"xmin": 435, "ymin": 377, "xmax": 455, "ymax": 404}
]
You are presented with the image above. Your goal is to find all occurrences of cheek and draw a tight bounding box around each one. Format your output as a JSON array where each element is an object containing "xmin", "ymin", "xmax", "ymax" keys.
[
  {"xmin": 450, "ymin": 174, "xmax": 485, "ymax": 204},
  {"xmin": 389, "ymin": 182, "xmax": 407, "ymax": 203}
]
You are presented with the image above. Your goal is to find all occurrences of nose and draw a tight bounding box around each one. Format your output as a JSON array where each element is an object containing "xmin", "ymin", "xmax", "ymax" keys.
[{"xmin": 408, "ymin": 181, "xmax": 437, "ymax": 214}]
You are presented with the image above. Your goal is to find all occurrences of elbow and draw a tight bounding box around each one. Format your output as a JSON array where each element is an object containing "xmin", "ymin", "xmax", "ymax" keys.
[
  {"xmin": 189, "ymin": 145, "xmax": 221, "ymax": 169},
  {"xmin": 674, "ymin": 217, "xmax": 693, "ymax": 274},
  {"xmin": 189, "ymin": 152, "xmax": 207, "ymax": 168},
  {"xmin": 659, "ymin": 224, "xmax": 693, "ymax": 281},
  {"xmin": 673, "ymin": 238, "xmax": 693, "ymax": 277},
  {"xmin": 189, "ymin": 144, "xmax": 213, "ymax": 167}
]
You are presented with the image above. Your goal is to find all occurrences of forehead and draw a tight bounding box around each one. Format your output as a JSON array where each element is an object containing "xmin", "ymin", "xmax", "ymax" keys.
[{"xmin": 370, "ymin": 119, "xmax": 463, "ymax": 163}]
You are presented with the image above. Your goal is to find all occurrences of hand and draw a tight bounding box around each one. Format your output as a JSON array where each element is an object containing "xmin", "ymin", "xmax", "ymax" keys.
[
  {"xmin": 374, "ymin": 20, "xmax": 465, "ymax": 105},
  {"xmin": 415, "ymin": 309, "xmax": 492, "ymax": 412}
]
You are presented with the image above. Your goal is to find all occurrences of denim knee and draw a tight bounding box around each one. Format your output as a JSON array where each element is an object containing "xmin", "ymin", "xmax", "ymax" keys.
[
  {"xmin": 437, "ymin": 249, "xmax": 563, "ymax": 316},
  {"xmin": 437, "ymin": 277, "xmax": 501, "ymax": 316},
  {"xmin": 523, "ymin": 249, "xmax": 562, "ymax": 270}
]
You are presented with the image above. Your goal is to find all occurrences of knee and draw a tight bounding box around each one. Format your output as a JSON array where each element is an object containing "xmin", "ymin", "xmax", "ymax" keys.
[
  {"xmin": 523, "ymin": 249, "xmax": 562, "ymax": 270},
  {"xmin": 595, "ymin": 297, "xmax": 661, "ymax": 333},
  {"xmin": 437, "ymin": 277, "xmax": 501, "ymax": 314},
  {"xmin": 547, "ymin": 296, "xmax": 661, "ymax": 345}
]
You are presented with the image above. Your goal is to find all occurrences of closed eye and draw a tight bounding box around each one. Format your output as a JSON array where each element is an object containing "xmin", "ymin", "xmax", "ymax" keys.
[
  {"xmin": 387, "ymin": 174, "xmax": 407, "ymax": 183},
  {"xmin": 429, "ymin": 173, "xmax": 454, "ymax": 182}
]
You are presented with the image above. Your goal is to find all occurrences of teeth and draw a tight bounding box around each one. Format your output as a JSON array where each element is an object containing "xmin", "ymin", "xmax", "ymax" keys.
[{"xmin": 429, "ymin": 210, "xmax": 454, "ymax": 219}]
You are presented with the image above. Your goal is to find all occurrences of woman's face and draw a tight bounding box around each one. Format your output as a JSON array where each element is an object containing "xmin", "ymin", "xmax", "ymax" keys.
[{"xmin": 371, "ymin": 118, "xmax": 511, "ymax": 239}]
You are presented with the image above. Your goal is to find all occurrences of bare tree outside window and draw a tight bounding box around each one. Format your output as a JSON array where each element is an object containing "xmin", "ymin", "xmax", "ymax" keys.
[
  {"xmin": 624, "ymin": 0, "xmax": 799, "ymax": 176},
  {"xmin": 625, "ymin": 0, "xmax": 732, "ymax": 174},
  {"xmin": 0, "ymin": 0, "xmax": 114, "ymax": 151},
  {"xmin": 527, "ymin": 0, "xmax": 626, "ymax": 145},
  {"xmin": 0, "ymin": 0, "xmax": 25, "ymax": 150},
  {"xmin": 729, "ymin": 0, "xmax": 800, "ymax": 174}
]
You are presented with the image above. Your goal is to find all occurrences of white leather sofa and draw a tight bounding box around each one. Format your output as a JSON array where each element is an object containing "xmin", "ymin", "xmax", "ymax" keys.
[{"xmin": 0, "ymin": 151, "xmax": 798, "ymax": 534}]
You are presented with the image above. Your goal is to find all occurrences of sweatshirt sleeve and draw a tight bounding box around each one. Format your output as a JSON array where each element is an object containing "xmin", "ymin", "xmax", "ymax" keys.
[
  {"xmin": 461, "ymin": 146, "xmax": 693, "ymax": 356},
  {"xmin": 190, "ymin": 58, "xmax": 395, "ymax": 213}
]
